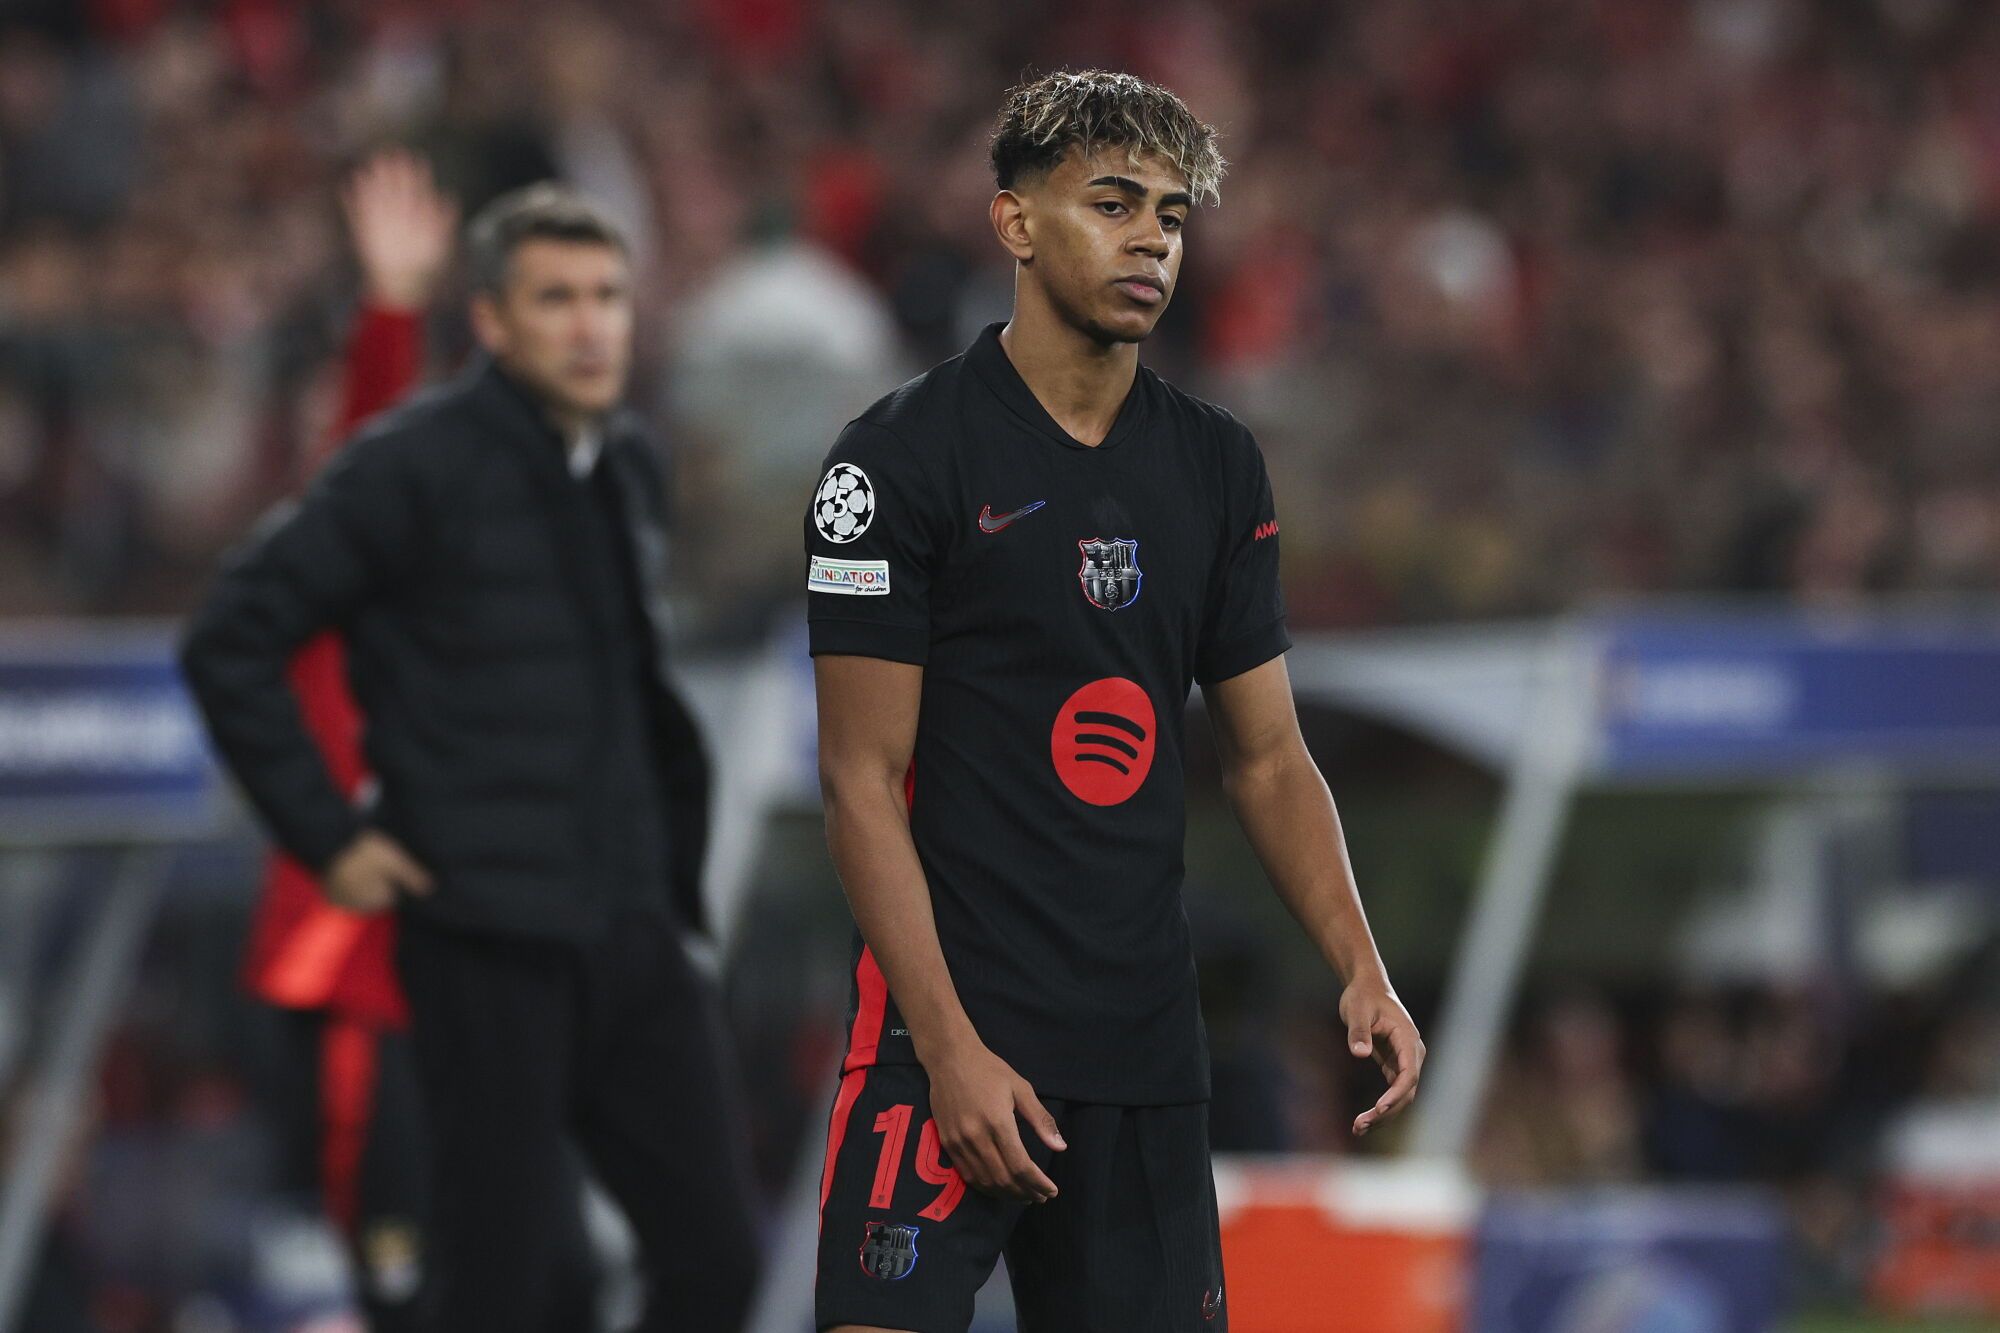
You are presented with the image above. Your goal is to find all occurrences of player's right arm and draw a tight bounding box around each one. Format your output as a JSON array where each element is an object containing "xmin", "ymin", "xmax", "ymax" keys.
[
  {"xmin": 815, "ymin": 658, "xmax": 1062, "ymax": 1203},
  {"xmin": 807, "ymin": 421, "xmax": 1064, "ymax": 1204}
]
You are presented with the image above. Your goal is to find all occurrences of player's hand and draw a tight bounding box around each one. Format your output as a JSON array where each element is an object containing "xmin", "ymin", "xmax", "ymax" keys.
[
  {"xmin": 923, "ymin": 1040, "xmax": 1065, "ymax": 1203},
  {"xmin": 340, "ymin": 149, "xmax": 458, "ymax": 311},
  {"xmin": 1341, "ymin": 976, "xmax": 1424, "ymax": 1137},
  {"xmin": 322, "ymin": 829, "xmax": 434, "ymax": 914}
]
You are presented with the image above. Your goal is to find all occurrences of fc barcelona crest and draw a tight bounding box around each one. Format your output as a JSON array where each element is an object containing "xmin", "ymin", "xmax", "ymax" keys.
[
  {"xmin": 859, "ymin": 1221, "xmax": 920, "ymax": 1281},
  {"xmin": 1078, "ymin": 538, "xmax": 1143, "ymax": 611}
]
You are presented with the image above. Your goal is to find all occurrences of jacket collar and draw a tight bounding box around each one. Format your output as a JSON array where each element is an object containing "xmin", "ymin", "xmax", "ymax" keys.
[
  {"xmin": 457, "ymin": 356, "xmax": 674, "ymax": 670},
  {"xmin": 463, "ymin": 355, "xmax": 643, "ymax": 461}
]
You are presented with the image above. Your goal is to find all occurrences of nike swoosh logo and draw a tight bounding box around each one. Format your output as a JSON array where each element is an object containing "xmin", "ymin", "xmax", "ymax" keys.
[{"xmin": 978, "ymin": 500, "xmax": 1046, "ymax": 534}]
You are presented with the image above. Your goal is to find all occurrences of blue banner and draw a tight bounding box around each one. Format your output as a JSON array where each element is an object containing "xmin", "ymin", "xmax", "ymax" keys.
[
  {"xmin": 1592, "ymin": 610, "xmax": 2000, "ymax": 780},
  {"xmin": 1472, "ymin": 1189, "xmax": 1788, "ymax": 1332},
  {"xmin": 0, "ymin": 625, "xmax": 221, "ymax": 839}
]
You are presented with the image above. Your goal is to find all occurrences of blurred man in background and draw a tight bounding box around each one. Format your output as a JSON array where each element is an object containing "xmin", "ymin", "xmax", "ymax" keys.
[
  {"xmin": 240, "ymin": 148, "xmax": 452, "ymax": 1333},
  {"xmin": 807, "ymin": 70, "xmax": 1422, "ymax": 1332},
  {"xmin": 179, "ymin": 183, "xmax": 759, "ymax": 1332},
  {"xmin": 242, "ymin": 150, "xmax": 593, "ymax": 1332}
]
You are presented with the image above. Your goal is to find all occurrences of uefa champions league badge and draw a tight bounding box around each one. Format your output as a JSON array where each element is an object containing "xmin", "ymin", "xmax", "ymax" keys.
[{"xmin": 814, "ymin": 463, "xmax": 876, "ymax": 543}]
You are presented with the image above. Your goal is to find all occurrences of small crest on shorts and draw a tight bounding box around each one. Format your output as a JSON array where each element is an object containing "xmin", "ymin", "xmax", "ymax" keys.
[
  {"xmin": 858, "ymin": 1221, "xmax": 920, "ymax": 1281},
  {"xmin": 1202, "ymin": 1283, "xmax": 1224, "ymax": 1320}
]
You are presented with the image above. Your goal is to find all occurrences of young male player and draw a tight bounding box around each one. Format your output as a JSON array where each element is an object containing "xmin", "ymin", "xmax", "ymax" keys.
[{"xmin": 807, "ymin": 70, "xmax": 1426, "ymax": 1332}]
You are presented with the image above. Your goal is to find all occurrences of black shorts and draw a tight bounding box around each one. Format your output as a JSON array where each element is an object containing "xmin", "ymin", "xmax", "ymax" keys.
[{"xmin": 814, "ymin": 1063, "xmax": 1227, "ymax": 1333}]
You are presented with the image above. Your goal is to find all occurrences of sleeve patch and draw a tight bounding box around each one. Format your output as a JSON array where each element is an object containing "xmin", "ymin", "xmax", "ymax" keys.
[
  {"xmin": 812, "ymin": 463, "xmax": 877, "ymax": 543},
  {"xmin": 808, "ymin": 556, "xmax": 892, "ymax": 595}
]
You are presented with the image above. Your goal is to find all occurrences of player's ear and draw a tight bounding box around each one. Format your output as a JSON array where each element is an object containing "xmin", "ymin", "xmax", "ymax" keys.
[{"xmin": 991, "ymin": 189, "xmax": 1034, "ymax": 263}]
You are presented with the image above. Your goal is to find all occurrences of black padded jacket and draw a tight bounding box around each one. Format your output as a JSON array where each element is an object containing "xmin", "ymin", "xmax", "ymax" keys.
[{"xmin": 179, "ymin": 358, "xmax": 712, "ymax": 940}]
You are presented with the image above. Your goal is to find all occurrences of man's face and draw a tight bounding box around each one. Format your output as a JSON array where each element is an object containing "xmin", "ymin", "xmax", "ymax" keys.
[
  {"xmin": 472, "ymin": 238, "xmax": 633, "ymax": 418},
  {"xmin": 1011, "ymin": 146, "xmax": 1191, "ymax": 344}
]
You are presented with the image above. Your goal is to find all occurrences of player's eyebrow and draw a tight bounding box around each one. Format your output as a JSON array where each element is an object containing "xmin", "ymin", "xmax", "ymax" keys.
[{"xmin": 1088, "ymin": 175, "xmax": 1194, "ymax": 210}]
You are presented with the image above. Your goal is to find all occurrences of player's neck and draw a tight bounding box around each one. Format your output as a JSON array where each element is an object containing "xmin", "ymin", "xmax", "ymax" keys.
[{"xmin": 998, "ymin": 295, "xmax": 1137, "ymax": 448}]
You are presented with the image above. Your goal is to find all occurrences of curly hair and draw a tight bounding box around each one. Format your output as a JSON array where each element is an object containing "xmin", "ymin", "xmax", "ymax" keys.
[{"xmin": 990, "ymin": 69, "xmax": 1226, "ymax": 207}]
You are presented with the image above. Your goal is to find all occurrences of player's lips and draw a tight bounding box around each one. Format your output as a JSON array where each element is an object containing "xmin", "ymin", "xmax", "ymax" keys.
[{"xmin": 1113, "ymin": 275, "xmax": 1165, "ymax": 305}]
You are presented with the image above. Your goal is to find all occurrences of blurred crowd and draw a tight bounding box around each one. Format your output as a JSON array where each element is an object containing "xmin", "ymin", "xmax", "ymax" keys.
[
  {"xmin": 1461, "ymin": 967, "xmax": 2000, "ymax": 1307},
  {"xmin": 9, "ymin": 6, "xmax": 2000, "ymax": 1327},
  {"xmin": 7, "ymin": 0, "xmax": 2000, "ymax": 633}
]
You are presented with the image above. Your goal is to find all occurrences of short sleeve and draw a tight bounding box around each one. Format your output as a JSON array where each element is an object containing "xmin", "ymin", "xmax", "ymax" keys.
[
  {"xmin": 1195, "ymin": 425, "xmax": 1290, "ymax": 685},
  {"xmin": 804, "ymin": 420, "xmax": 944, "ymax": 665}
]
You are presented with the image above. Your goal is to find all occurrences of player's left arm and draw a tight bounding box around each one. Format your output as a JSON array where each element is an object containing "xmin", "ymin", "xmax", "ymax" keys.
[{"xmin": 1205, "ymin": 656, "xmax": 1425, "ymax": 1136}]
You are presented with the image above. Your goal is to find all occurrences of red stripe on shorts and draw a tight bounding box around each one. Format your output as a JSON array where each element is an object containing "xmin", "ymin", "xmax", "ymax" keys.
[{"xmin": 817, "ymin": 1066, "xmax": 869, "ymax": 1232}]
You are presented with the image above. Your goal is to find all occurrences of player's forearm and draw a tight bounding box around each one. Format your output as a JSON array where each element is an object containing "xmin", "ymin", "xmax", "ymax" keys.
[
  {"xmin": 820, "ymin": 772, "xmax": 981, "ymax": 1059},
  {"xmin": 1224, "ymin": 744, "xmax": 1391, "ymax": 989}
]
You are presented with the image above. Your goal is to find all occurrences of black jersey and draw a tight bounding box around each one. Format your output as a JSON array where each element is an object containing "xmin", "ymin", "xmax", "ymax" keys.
[{"xmin": 805, "ymin": 323, "xmax": 1288, "ymax": 1105}]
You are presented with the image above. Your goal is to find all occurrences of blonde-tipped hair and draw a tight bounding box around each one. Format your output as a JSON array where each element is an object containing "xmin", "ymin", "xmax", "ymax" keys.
[{"xmin": 990, "ymin": 70, "xmax": 1225, "ymax": 207}]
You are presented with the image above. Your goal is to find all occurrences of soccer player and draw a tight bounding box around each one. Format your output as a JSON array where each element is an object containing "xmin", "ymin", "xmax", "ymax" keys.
[{"xmin": 807, "ymin": 71, "xmax": 1425, "ymax": 1332}]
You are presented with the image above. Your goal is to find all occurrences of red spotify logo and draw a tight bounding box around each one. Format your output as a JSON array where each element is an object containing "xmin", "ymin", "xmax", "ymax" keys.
[{"xmin": 1050, "ymin": 677, "xmax": 1157, "ymax": 806}]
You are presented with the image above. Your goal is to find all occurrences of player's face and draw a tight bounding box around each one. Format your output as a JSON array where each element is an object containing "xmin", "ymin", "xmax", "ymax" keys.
[
  {"xmin": 1018, "ymin": 146, "xmax": 1190, "ymax": 345},
  {"xmin": 472, "ymin": 238, "xmax": 633, "ymax": 419}
]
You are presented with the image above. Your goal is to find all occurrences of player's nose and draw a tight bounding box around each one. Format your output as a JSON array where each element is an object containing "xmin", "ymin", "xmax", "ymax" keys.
[{"xmin": 1127, "ymin": 226, "xmax": 1169, "ymax": 260}]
